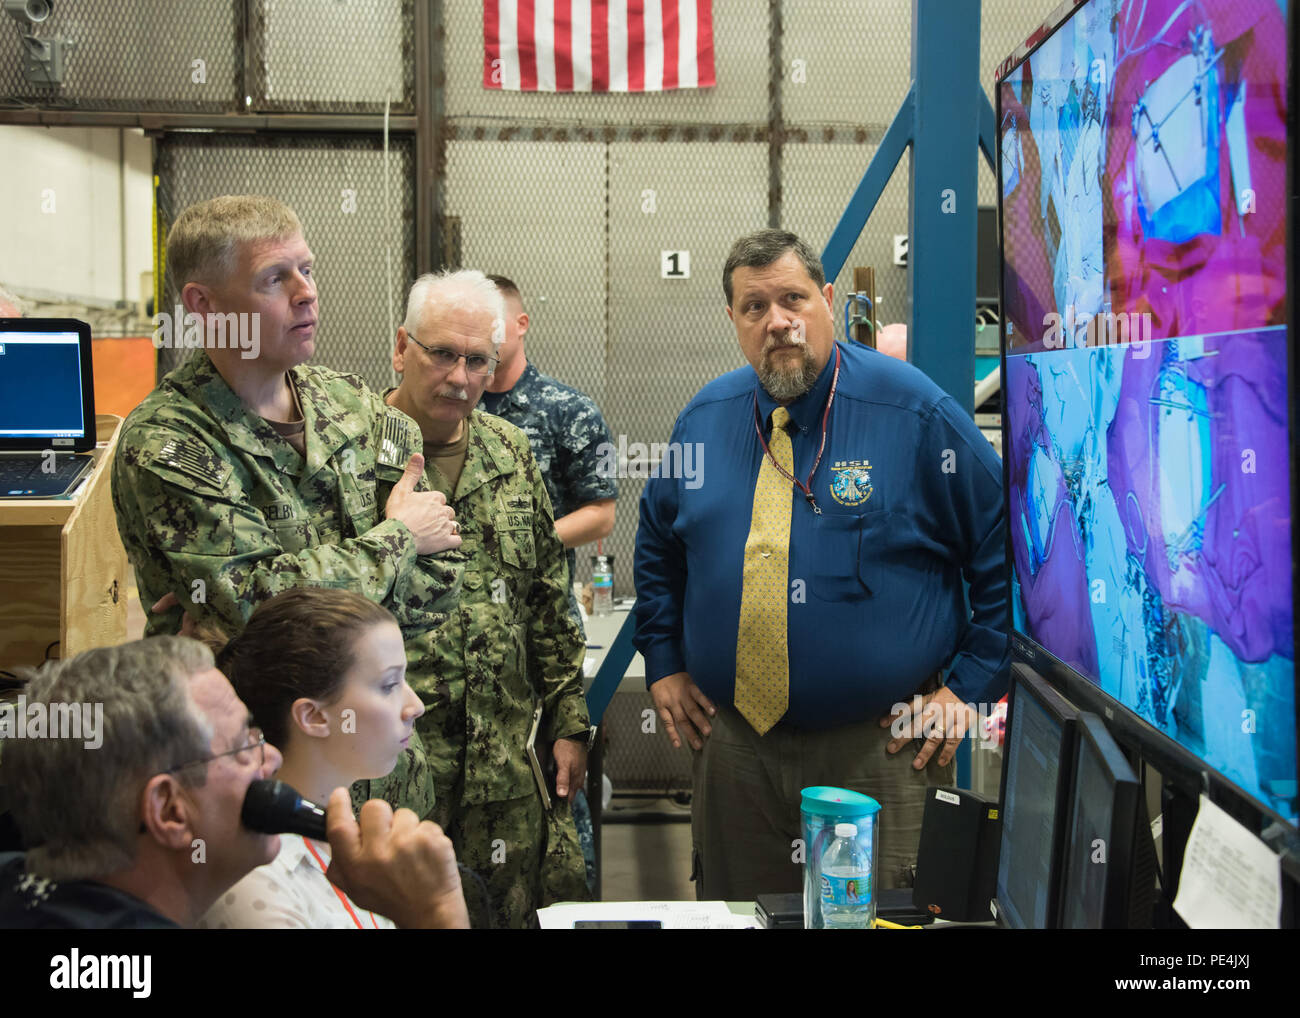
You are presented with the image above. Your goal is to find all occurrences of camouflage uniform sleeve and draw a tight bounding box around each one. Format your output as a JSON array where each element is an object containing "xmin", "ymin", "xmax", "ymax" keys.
[
  {"xmin": 522, "ymin": 445, "xmax": 590, "ymax": 743},
  {"xmin": 371, "ymin": 402, "xmax": 464, "ymax": 617},
  {"xmin": 554, "ymin": 394, "xmax": 618, "ymax": 510},
  {"xmin": 112, "ymin": 421, "xmax": 421, "ymax": 636}
]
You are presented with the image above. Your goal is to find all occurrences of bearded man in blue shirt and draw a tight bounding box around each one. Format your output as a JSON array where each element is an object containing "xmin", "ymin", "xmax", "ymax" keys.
[{"xmin": 633, "ymin": 229, "xmax": 1010, "ymax": 900}]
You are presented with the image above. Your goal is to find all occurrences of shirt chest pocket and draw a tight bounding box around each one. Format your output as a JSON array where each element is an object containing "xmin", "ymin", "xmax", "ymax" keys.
[
  {"xmin": 341, "ymin": 486, "xmax": 380, "ymax": 535},
  {"xmin": 495, "ymin": 510, "xmax": 536, "ymax": 570},
  {"xmin": 808, "ymin": 509, "xmax": 892, "ymax": 603},
  {"xmin": 252, "ymin": 495, "xmax": 315, "ymax": 553}
]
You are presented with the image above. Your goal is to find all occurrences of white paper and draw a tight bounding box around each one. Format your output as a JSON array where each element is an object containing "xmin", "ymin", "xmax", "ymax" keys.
[
  {"xmin": 1172, "ymin": 794, "xmax": 1281, "ymax": 929},
  {"xmin": 537, "ymin": 900, "xmax": 757, "ymax": 930}
]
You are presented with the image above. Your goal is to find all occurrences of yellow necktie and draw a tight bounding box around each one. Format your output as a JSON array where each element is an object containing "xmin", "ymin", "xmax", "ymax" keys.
[{"xmin": 735, "ymin": 406, "xmax": 793, "ymax": 735}]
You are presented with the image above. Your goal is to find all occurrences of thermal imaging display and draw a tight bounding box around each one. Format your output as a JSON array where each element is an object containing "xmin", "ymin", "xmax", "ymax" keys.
[{"xmin": 998, "ymin": 0, "xmax": 1295, "ymax": 820}]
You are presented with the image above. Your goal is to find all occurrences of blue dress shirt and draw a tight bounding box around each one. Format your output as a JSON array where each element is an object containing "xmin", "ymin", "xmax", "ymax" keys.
[{"xmin": 633, "ymin": 340, "xmax": 1009, "ymax": 728}]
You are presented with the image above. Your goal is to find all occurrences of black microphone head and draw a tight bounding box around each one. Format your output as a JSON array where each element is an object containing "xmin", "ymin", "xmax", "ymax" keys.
[{"xmin": 242, "ymin": 779, "xmax": 310, "ymax": 834}]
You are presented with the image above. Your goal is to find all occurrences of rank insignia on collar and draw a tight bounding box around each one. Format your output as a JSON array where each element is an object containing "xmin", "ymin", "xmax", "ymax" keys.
[{"xmin": 830, "ymin": 460, "xmax": 873, "ymax": 506}]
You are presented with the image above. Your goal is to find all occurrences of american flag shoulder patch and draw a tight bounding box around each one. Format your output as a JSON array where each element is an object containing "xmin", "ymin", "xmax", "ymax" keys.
[
  {"xmin": 149, "ymin": 436, "xmax": 233, "ymax": 489},
  {"xmin": 380, "ymin": 408, "xmax": 417, "ymax": 468}
]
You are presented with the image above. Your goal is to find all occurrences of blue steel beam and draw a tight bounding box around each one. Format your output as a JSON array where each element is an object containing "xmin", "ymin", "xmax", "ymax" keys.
[
  {"xmin": 909, "ymin": 0, "xmax": 983, "ymax": 416},
  {"xmin": 586, "ymin": 610, "xmax": 638, "ymax": 726},
  {"xmin": 820, "ymin": 83, "xmax": 914, "ymax": 283}
]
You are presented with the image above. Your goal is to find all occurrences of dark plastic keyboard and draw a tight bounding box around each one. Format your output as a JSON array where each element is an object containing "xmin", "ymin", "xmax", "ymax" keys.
[{"xmin": 0, "ymin": 454, "xmax": 92, "ymax": 489}]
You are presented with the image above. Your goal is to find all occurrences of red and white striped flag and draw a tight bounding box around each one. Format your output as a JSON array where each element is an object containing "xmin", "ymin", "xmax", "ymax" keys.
[{"xmin": 483, "ymin": 1, "xmax": 716, "ymax": 93}]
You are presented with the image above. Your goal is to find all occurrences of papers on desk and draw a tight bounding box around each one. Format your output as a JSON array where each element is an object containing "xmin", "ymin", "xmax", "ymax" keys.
[
  {"xmin": 537, "ymin": 900, "xmax": 759, "ymax": 930},
  {"xmin": 1172, "ymin": 794, "xmax": 1281, "ymax": 929}
]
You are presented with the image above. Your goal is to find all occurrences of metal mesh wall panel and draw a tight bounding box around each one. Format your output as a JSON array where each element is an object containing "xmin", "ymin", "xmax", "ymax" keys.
[
  {"xmin": 782, "ymin": 0, "xmax": 912, "ymax": 128},
  {"xmin": 442, "ymin": 0, "xmax": 768, "ymax": 125},
  {"xmin": 781, "ymin": 143, "xmax": 912, "ymax": 330},
  {"xmin": 445, "ymin": 140, "xmax": 608, "ymax": 405},
  {"xmin": 250, "ymin": 0, "xmax": 414, "ymax": 113},
  {"xmin": 154, "ymin": 134, "xmax": 414, "ymax": 390},
  {"xmin": 605, "ymin": 141, "xmax": 767, "ymax": 596},
  {"xmin": 0, "ymin": 1, "xmax": 240, "ymax": 112}
]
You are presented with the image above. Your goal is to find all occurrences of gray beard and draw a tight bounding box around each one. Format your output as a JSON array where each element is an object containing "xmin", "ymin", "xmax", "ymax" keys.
[{"xmin": 758, "ymin": 350, "xmax": 819, "ymax": 403}]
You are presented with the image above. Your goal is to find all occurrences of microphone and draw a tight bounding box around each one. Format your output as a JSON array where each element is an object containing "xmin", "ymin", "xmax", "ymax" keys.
[{"xmin": 242, "ymin": 779, "xmax": 328, "ymax": 840}]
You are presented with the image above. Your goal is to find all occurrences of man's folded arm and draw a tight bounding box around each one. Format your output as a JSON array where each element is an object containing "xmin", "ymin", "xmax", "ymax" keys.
[{"xmin": 115, "ymin": 458, "xmax": 426, "ymax": 636}]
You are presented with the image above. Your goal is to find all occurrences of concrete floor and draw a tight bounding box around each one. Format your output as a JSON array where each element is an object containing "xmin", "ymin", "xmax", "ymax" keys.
[{"xmin": 598, "ymin": 799, "xmax": 696, "ymax": 901}]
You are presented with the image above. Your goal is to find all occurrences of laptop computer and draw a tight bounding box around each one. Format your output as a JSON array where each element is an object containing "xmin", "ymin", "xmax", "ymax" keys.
[{"xmin": 0, "ymin": 318, "xmax": 97, "ymax": 498}]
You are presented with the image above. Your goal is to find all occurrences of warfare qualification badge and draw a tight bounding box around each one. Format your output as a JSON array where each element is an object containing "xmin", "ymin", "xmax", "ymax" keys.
[{"xmin": 830, "ymin": 460, "xmax": 873, "ymax": 506}]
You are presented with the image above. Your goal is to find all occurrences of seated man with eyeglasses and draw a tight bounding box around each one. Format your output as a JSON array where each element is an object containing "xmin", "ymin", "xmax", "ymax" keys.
[
  {"xmin": 385, "ymin": 270, "xmax": 591, "ymax": 929},
  {"xmin": 0, "ymin": 637, "xmax": 468, "ymax": 929}
]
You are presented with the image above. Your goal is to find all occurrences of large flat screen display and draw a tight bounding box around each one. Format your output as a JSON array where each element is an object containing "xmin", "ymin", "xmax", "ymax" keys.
[{"xmin": 997, "ymin": 0, "xmax": 1296, "ymax": 822}]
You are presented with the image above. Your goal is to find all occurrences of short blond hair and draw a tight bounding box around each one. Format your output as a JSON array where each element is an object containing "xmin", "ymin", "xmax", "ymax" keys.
[{"xmin": 166, "ymin": 194, "xmax": 304, "ymax": 289}]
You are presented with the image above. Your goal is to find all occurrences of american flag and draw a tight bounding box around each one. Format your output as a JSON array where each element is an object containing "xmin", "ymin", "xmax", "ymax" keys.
[{"xmin": 483, "ymin": 1, "xmax": 716, "ymax": 93}]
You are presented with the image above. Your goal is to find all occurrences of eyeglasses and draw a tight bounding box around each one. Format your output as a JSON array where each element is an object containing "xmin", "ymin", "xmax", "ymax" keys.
[
  {"xmin": 407, "ymin": 332, "xmax": 499, "ymax": 377},
  {"xmin": 164, "ymin": 727, "xmax": 266, "ymax": 774}
]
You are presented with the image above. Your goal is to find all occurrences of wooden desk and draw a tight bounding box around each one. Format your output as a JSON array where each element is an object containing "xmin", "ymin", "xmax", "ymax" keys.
[{"xmin": 0, "ymin": 415, "xmax": 129, "ymax": 670}]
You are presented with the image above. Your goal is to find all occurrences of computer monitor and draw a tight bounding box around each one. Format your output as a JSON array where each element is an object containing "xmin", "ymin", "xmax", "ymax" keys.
[
  {"xmin": 0, "ymin": 318, "xmax": 96, "ymax": 454},
  {"xmin": 1059, "ymin": 713, "xmax": 1155, "ymax": 928},
  {"xmin": 993, "ymin": 662, "xmax": 1082, "ymax": 929},
  {"xmin": 995, "ymin": 0, "xmax": 1297, "ymax": 828}
]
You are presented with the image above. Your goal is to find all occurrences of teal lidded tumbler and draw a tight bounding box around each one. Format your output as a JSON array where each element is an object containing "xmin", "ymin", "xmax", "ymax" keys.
[{"xmin": 800, "ymin": 786, "xmax": 881, "ymax": 929}]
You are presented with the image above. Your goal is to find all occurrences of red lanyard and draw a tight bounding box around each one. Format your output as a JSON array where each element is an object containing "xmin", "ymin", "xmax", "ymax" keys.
[
  {"xmin": 302, "ymin": 837, "xmax": 380, "ymax": 930},
  {"xmin": 752, "ymin": 344, "xmax": 840, "ymax": 516}
]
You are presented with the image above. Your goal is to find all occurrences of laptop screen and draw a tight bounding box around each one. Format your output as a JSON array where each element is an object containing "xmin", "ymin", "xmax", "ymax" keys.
[{"xmin": 0, "ymin": 320, "xmax": 94, "ymax": 449}]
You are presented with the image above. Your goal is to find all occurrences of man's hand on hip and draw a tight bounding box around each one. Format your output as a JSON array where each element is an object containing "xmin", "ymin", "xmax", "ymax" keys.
[
  {"xmin": 880, "ymin": 685, "xmax": 975, "ymax": 770},
  {"xmin": 552, "ymin": 738, "xmax": 587, "ymax": 803},
  {"xmin": 649, "ymin": 671, "xmax": 716, "ymax": 750},
  {"xmin": 383, "ymin": 453, "xmax": 462, "ymax": 555}
]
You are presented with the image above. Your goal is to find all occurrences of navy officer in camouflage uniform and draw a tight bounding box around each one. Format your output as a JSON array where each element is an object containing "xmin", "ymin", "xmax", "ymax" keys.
[
  {"xmin": 386, "ymin": 269, "xmax": 590, "ymax": 929},
  {"xmin": 111, "ymin": 195, "xmax": 462, "ymax": 820},
  {"xmin": 481, "ymin": 275, "xmax": 618, "ymax": 626}
]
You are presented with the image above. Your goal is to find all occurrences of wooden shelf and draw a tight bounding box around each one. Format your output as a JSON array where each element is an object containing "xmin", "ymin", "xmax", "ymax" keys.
[{"xmin": 0, "ymin": 415, "xmax": 130, "ymax": 670}]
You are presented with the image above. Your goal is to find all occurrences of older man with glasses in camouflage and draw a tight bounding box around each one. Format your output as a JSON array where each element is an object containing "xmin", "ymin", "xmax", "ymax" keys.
[{"xmin": 385, "ymin": 270, "xmax": 591, "ymax": 929}]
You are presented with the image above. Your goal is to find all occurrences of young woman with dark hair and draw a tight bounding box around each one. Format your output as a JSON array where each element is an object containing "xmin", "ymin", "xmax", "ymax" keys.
[{"xmin": 197, "ymin": 586, "xmax": 425, "ymax": 929}]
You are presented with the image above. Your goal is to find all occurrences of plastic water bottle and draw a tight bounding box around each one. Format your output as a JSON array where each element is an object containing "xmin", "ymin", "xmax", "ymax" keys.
[
  {"xmin": 819, "ymin": 822, "xmax": 873, "ymax": 929},
  {"xmin": 592, "ymin": 555, "xmax": 613, "ymax": 616}
]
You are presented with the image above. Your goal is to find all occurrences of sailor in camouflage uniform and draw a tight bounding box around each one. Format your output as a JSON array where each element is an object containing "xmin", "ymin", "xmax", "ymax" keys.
[
  {"xmin": 111, "ymin": 196, "xmax": 463, "ymax": 820},
  {"xmin": 481, "ymin": 275, "xmax": 618, "ymax": 626},
  {"xmin": 386, "ymin": 269, "xmax": 591, "ymax": 929}
]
